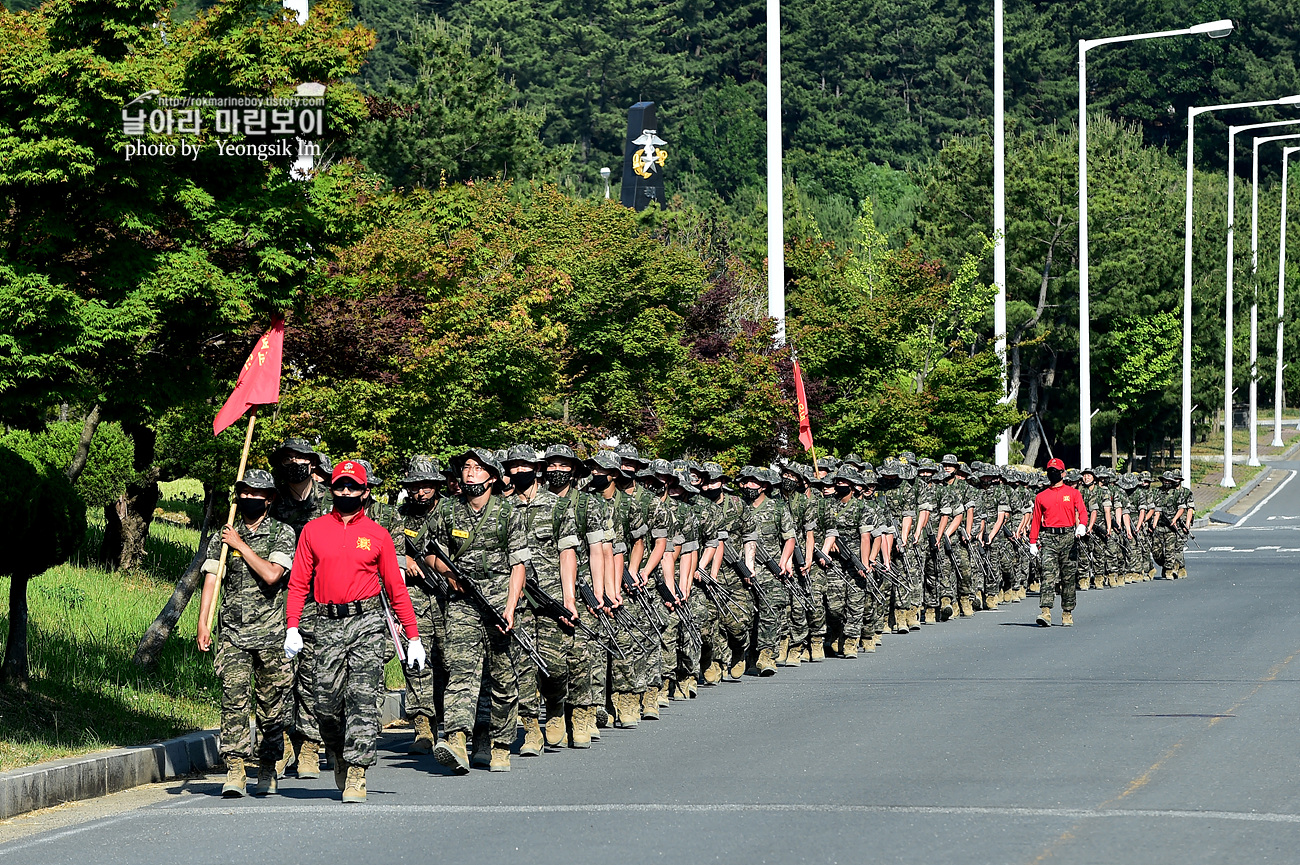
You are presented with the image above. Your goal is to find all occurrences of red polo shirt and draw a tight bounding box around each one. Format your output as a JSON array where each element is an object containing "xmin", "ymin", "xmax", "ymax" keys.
[
  {"xmin": 287, "ymin": 510, "xmax": 418, "ymax": 638},
  {"xmin": 1030, "ymin": 484, "xmax": 1089, "ymax": 543}
]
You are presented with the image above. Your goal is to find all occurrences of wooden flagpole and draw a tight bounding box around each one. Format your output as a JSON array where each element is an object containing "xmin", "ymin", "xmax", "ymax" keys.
[{"xmin": 205, "ymin": 407, "xmax": 258, "ymax": 635}]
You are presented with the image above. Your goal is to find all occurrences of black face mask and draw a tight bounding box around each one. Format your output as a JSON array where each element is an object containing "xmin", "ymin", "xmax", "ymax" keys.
[
  {"xmin": 780, "ymin": 478, "xmax": 800, "ymax": 495},
  {"xmin": 281, "ymin": 461, "xmax": 311, "ymax": 484},
  {"xmin": 462, "ymin": 481, "xmax": 489, "ymax": 498},
  {"xmin": 701, "ymin": 487, "xmax": 723, "ymax": 502},
  {"xmin": 1046, "ymin": 468, "xmax": 1063, "ymax": 485},
  {"xmin": 236, "ymin": 497, "xmax": 269, "ymax": 519},
  {"xmin": 404, "ymin": 496, "xmax": 435, "ymax": 515},
  {"xmin": 545, "ymin": 469, "xmax": 573, "ymax": 490},
  {"xmin": 739, "ymin": 486, "xmax": 762, "ymax": 503},
  {"xmin": 834, "ymin": 484, "xmax": 852, "ymax": 498},
  {"xmin": 333, "ymin": 495, "xmax": 363, "ymax": 514},
  {"xmin": 587, "ymin": 474, "xmax": 611, "ymax": 493},
  {"xmin": 641, "ymin": 478, "xmax": 664, "ymax": 494},
  {"xmin": 510, "ymin": 469, "xmax": 537, "ymax": 491}
]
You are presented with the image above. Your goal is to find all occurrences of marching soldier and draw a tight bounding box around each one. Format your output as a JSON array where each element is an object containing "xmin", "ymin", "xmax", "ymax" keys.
[
  {"xmin": 285, "ymin": 459, "xmax": 424, "ymax": 803},
  {"xmin": 1028, "ymin": 458, "xmax": 1088, "ymax": 627},
  {"xmin": 195, "ymin": 469, "xmax": 297, "ymax": 797},
  {"xmin": 1153, "ymin": 469, "xmax": 1193, "ymax": 579},
  {"xmin": 736, "ymin": 467, "xmax": 796, "ymax": 676}
]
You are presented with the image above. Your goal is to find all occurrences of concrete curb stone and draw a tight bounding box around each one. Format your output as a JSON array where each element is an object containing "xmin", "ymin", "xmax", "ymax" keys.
[{"xmin": 0, "ymin": 689, "xmax": 406, "ymax": 821}]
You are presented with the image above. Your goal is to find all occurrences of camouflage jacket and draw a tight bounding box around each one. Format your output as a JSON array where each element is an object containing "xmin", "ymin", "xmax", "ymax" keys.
[
  {"xmin": 668, "ymin": 496, "xmax": 699, "ymax": 554},
  {"xmin": 204, "ymin": 515, "xmax": 297, "ymax": 649},
  {"xmin": 271, "ymin": 478, "xmax": 333, "ymax": 538},
  {"xmin": 425, "ymin": 494, "xmax": 531, "ymax": 610},
  {"xmin": 514, "ymin": 486, "xmax": 579, "ymax": 600},
  {"xmin": 739, "ymin": 495, "xmax": 796, "ymax": 559},
  {"xmin": 820, "ymin": 496, "xmax": 865, "ymax": 554}
]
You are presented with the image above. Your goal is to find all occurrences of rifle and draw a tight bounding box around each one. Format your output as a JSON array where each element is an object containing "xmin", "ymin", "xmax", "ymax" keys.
[
  {"xmin": 695, "ymin": 566, "xmax": 746, "ymax": 624},
  {"xmin": 753, "ymin": 543, "xmax": 814, "ymax": 615},
  {"xmin": 828, "ymin": 541, "xmax": 888, "ymax": 606},
  {"xmin": 622, "ymin": 565, "xmax": 666, "ymax": 630},
  {"xmin": 575, "ymin": 576, "xmax": 628, "ymax": 659},
  {"xmin": 378, "ymin": 587, "xmax": 406, "ymax": 665},
  {"xmin": 959, "ymin": 528, "xmax": 998, "ymax": 588},
  {"xmin": 523, "ymin": 564, "xmax": 622, "ymax": 658},
  {"xmin": 722, "ymin": 545, "xmax": 773, "ymax": 613},
  {"xmin": 403, "ymin": 535, "xmax": 448, "ymax": 597},
  {"xmin": 425, "ymin": 537, "xmax": 549, "ymax": 676},
  {"xmin": 654, "ymin": 578, "xmax": 702, "ymax": 650}
]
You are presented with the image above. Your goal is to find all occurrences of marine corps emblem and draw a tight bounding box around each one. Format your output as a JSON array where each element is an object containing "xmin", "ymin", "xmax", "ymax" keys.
[{"xmin": 631, "ymin": 129, "xmax": 667, "ymax": 179}]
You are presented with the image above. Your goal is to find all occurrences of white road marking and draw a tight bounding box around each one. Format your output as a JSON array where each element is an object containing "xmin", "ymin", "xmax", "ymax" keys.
[
  {"xmin": 1265, "ymin": 515, "xmax": 1300, "ymax": 521},
  {"xmin": 1237, "ymin": 470, "xmax": 1299, "ymax": 527},
  {"xmin": 1209, "ymin": 546, "xmax": 1235, "ymax": 551}
]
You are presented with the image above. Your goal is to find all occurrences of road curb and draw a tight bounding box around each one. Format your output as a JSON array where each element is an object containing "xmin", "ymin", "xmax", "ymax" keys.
[
  {"xmin": 1206, "ymin": 467, "xmax": 1280, "ymax": 525},
  {"xmin": 0, "ymin": 689, "xmax": 407, "ymax": 821}
]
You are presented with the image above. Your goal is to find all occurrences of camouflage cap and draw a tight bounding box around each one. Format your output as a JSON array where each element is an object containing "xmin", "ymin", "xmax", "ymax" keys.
[
  {"xmin": 701, "ymin": 461, "xmax": 729, "ymax": 481},
  {"xmin": 450, "ymin": 447, "xmax": 504, "ymax": 480},
  {"xmin": 877, "ymin": 460, "xmax": 901, "ymax": 476},
  {"xmin": 1166, "ymin": 468, "xmax": 1184, "ymax": 482},
  {"xmin": 502, "ymin": 444, "xmax": 543, "ymax": 466},
  {"xmin": 900, "ymin": 451, "xmax": 918, "ymax": 464},
  {"xmin": 401, "ymin": 455, "xmax": 445, "ymax": 484},
  {"xmin": 899, "ymin": 464, "xmax": 918, "ymax": 481},
  {"xmin": 272, "ymin": 437, "xmax": 320, "ymax": 466},
  {"xmin": 1141, "ymin": 470, "xmax": 1152, "ymax": 482},
  {"xmin": 735, "ymin": 464, "xmax": 772, "ymax": 484},
  {"xmin": 860, "ymin": 470, "xmax": 879, "ymax": 485},
  {"xmin": 941, "ymin": 453, "xmax": 960, "ymax": 466},
  {"xmin": 916, "ymin": 457, "xmax": 939, "ymax": 472},
  {"xmin": 1065, "ymin": 469, "xmax": 1080, "ymax": 485},
  {"xmin": 957, "ymin": 462, "xmax": 971, "ymax": 475},
  {"xmin": 613, "ymin": 443, "xmax": 649, "ymax": 468},
  {"xmin": 833, "ymin": 468, "xmax": 862, "ymax": 485},
  {"xmin": 354, "ymin": 458, "xmax": 380, "ymax": 487},
  {"xmin": 586, "ymin": 450, "xmax": 626, "ymax": 476},
  {"xmin": 842, "ymin": 453, "xmax": 864, "ymax": 468},
  {"xmin": 671, "ymin": 469, "xmax": 700, "ymax": 494},
  {"xmin": 646, "ymin": 458, "xmax": 673, "ymax": 477},
  {"xmin": 236, "ymin": 468, "xmax": 277, "ymax": 491},
  {"xmin": 314, "ymin": 449, "xmax": 332, "ymax": 469}
]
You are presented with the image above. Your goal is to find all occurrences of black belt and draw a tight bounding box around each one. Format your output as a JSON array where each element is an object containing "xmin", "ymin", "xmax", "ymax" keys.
[
  {"xmin": 1041, "ymin": 526, "xmax": 1072, "ymax": 535},
  {"xmin": 320, "ymin": 595, "xmax": 382, "ymax": 619}
]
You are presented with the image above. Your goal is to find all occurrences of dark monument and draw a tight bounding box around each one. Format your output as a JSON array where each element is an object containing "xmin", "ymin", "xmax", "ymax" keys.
[{"xmin": 620, "ymin": 101, "xmax": 667, "ymax": 211}]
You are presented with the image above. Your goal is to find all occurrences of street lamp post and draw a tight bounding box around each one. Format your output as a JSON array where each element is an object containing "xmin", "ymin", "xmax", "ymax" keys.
[
  {"xmin": 600, "ymin": 166, "xmax": 611, "ymax": 199},
  {"xmin": 1245, "ymin": 128, "xmax": 1300, "ymax": 463},
  {"xmin": 1278, "ymin": 147, "xmax": 1300, "ymax": 446},
  {"xmin": 1181, "ymin": 95, "xmax": 1300, "ymax": 490},
  {"xmin": 993, "ymin": 0, "xmax": 1009, "ymax": 466},
  {"xmin": 766, "ymin": 0, "xmax": 785, "ymax": 346},
  {"xmin": 1079, "ymin": 19, "xmax": 1233, "ymax": 471}
]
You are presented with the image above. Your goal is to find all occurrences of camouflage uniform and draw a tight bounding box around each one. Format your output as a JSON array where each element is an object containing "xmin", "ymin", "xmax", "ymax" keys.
[
  {"xmin": 859, "ymin": 484, "xmax": 891, "ymax": 638},
  {"xmin": 738, "ymin": 488, "xmax": 796, "ymax": 657},
  {"xmin": 879, "ymin": 471, "xmax": 922, "ymax": 617},
  {"xmin": 204, "ymin": 513, "xmax": 297, "ymax": 764},
  {"xmin": 693, "ymin": 485, "xmax": 727, "ymax": 680},
  {"xmin": 1154, "ymin": 477, "xmax": 1193, "ymax": 578},
  {"xmin": 425, "ymin": 493, "xmax": 530, "ymax": 748},
  {"xmin": 1079, "ymin": 474, "xmax": 1106, "ymax": 590},
  {"xmin": 609, "ymin": 483, "xmax": 649, "ymax": 699},
  {"xmin": 714, "ymin": 489, "xmax": 754, "ymax": 675},
  {"xmin": 315, "ymin": 603, "xmax": 390, "ymax": 767},
  {"xmin": 1037, "ymin": 529, "xmax": 1078, "ymax": 614},
  {"xmin": 821, "ymin": 482, "xmax": 864, "ymax": 650},
  {"xmin": 396, "ymin": 499, "xmax": 447, "ymax": 725},
  {"xmin": 784, "ymin": 483, "xmax": 818, "ymax": 652},
  {"xmin": 564, "ymin": 484, "xmax": 609, "ymax": 711}
]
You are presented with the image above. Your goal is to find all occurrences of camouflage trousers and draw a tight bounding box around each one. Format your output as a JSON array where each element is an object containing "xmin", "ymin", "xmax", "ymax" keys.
[
  {"xmin": 216, "ymin": 635, "xmax": 293, "ymax": 763},
  {"xmin": 927, "ymin": 539, "xmax": 958, "ymax": 606},
  {"xmin": 314, "ymin": 607, "xmax": 387, "ymax": 768},
  {"xmin": 696, "ymin": 582, "xmax": 725, "ymax": 678},
  {"xmin": 1036, "ymin": 531, "xmax": 1078, "ymax": 613},
  {"xmin": 822, "ymin": 563, "xmax": 852, "ymax": 645},
  {"xmin": 657, "ymin": 588, "xmax": 681, "ymax": 687},
  {"xmin": 804, "ymin": 565, "xmax": 828, "ymax": 638},
  {"xmin": 753, "ymin": 565, "xmax": 788, "ymax": 655},
  {"xmin": 1154, "ymin": 524, "xmax": 1187, "ymax": 575},
  {"xmin": 515, "ymin": 606, "xmax": 575, "ymax": 719},
  {"xmin": 291, "ymin": 602, "xmax": 320, "ymax": 745},
  {"xmin": 783, "ymin": 572, "xmax": 810, "ymax": 649},
  {"xmin": 676, "ymin": 589, "xmax": 708, "ymax": 681},
  {"xmin": 987, "ymin": 535, "xmax": 1016, "ymax": 593},
  {"xmin": 445, "ymin": 599, "xmax": 519, "ymax": 747},
  {"xmin": 609, "ymin": 595, "xmax": 650, "ymax": 694},
  {"xmin": 572, "ymin": 610, "xmax": 604, "ymax": 708},
  {"xmin": 717, "ymin": 571, "xmax": 756, "ymax": 669},
  {"xmin": 893, "ymin": 544, "xmax": 924, "ymax": 609},
  {"xmin": 400, "ymin": 584, "xmax": 447, "ymax": 723}
]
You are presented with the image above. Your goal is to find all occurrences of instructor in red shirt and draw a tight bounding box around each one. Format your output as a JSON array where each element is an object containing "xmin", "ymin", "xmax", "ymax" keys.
[
  {"xmin": 285, "ymin": 460, "xmax": 423, "ymax": 803},
  {"xmin": 1029, "ymin": 457, "xmax": 1088, "ymax": 628}
]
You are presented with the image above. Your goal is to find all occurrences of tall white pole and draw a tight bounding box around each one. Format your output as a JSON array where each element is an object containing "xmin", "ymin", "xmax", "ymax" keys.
[
  {"xmin": 993, "ymin": 0, "xmax": 1009, "ymax": 466},
  {"xmin": 1181, "ymin": 109, "xmax": 1198, "ymax": 489},
  {"xmin": 1249, "ymin": 135, "xmax": 1260, "ymax": 465},
  {"xmin": 766, "ymin": 0, "xmax": 785, "ymax": 346},
  {"xmin": 1223, "ymin": 131, "xmax": 1237, "ymax": 487},
  {"xmin": 1078, "ymin": 42, "xmax": 1091, "ymax": 469},
  {"xmin": 1277, "ymin": 149, "xmax": 1296, "ymax": 446}
]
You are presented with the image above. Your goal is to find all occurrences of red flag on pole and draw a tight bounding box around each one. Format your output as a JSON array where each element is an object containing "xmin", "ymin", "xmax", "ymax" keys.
[
  {"xmin": 793, "ymin": 358, "xmax": 814, "ymax": 452},
  {"xmin": 213, "ymin": 317, "xmax": 284, "ymax": 436}
]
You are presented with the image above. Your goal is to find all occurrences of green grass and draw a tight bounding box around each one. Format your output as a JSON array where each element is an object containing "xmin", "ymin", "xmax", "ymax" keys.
[
  {"xmin": 157, "ymin": 478, "xmax": 206, "ymax": 529},
  {"xmin": 0, "ymin": 510, "xmax": 219, "ymax": 771}
]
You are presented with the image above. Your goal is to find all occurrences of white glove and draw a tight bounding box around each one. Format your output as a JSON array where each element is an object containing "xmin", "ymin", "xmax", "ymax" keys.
[
  {"xmin": 1074, "ymin": 524, "xmax": 1086, "ymax": 538},
  {"xmin": 1028, "ymin": 543, "xmax": 1039, "ymax": 557},
  {"xmin": 406, "ymin": 638, "xmax": 426, "ymax": 671},
  {"xmin": 284, "ymin": 627, "xmax": 303, "ymax": 659}
]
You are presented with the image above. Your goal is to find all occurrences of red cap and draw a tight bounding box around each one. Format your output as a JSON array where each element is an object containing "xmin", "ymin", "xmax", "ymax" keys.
[
  {"xmin": 331, "ymin": 460, "xmax": 368, "ymax": 485},
  {"xmin": 1046, "ymin": 458, "xmax": 1065, "ymax": 470}
]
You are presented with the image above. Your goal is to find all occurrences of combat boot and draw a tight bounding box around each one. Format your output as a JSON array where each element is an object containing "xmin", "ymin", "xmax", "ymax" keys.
[
  {"xmin": 1061, "ymin": 611, "xmax": 1074, "ymax": 627},
  {"xmin": 433, "ymin": 731, "xmax": 470, "ymax": 774},
  {"xmin": 1036, "ymin": 607, "xmax": 1052, "ymax": 627},
  {"xmin": 776, "ymin": 638, "xmax": 790, "ymax": 665},
  {"xmin": 756, "ymin": 648, "xmax": 778, "ymax": 676},
  {"xmin": 544, "ymin": 711, "xmax": 567, "ymax": 747},
  {"xmin": 685, "ymin": 675, "xmax": 698, "ymax": 698},
  {"xmin": 296, "ymin": 739, "xmax": 321, "ymax": 779},
  {"xmin": 333, "ymin": 754, "xmax": 348, "ymax": 790},
  {"xmin": 641, "ymin": 687, "xmax": 660, "ymax": 720},
  {"xmin": 703, "ymin": 661, "xmax": 723, "ymax": 685},
  {"xmin": 728, "ymin": 652, "xmax": 747, "ymax": 680},
  {"xmin": 1029, "ymin": 580, "xmax": 1041, "ymax": 593},
  {"xmin": 615, "ymin": 693, "xmax": 640, "ymax": 728},
  {"xmin": 490, "ymin": 745, "xmax": 511, "ymax": 772},
  {"xmin": 924, "ymin": 606, "xmax": 938, "ymax": 625},
  {"xmin": 959, "ymin": 597, "xmax": 975, "ymax": 617},
  {"xmin": 785, "ymin": 644, "xmax": 802, "ymax": 667},
  {"xmin": 840, "ymin": 637, "xmax": 857, "ymax": 659},
  {"xmin": 274, "ymin": 731, "xmax": 295, "ymax": 777},
  {"xmin": 810, "ymin": 637, "xmax": 825, "ymax": 661},
  {"xmin": 940, "ymin": 598, "xmax": 954, "ymax": 621},
  {"xmin": 1017, "ymin": 586, "xmax": 1028, "ymax": 600},
  {"xmin": 910, "ymin": 607, "xmax": 922, "ymax": 630},
  {"xmin": 409, "ymin": 714, "xmax": 435, "ymax": 754},
  {"xmin": 862, "ymin": 635, "xmax": 877, "ymax": 653},
  {"xmin": 894, "ymin": 612, "xmax": 909, "ymax": 634},
  {"xmin": 470, "ymin": 729, "xmax": 491, "ymax": 768},
  {"xmin": 222, "ymin": 757, "xmax": 247, "ymax": 798},
  {"xmin": 596, "ymin": 705, "xmax": 609, "ymax": 728},
  {"xmin": 570, "ymin": 707, "xmax": 593, "ymax": 749},
  {"xmin": 520, "ymin": 717, "xmax": 544, "ymax": 756},
  {"xmin": 658, "ymin": 685, "xmax": 670, "ymax": 708},
  {"xmin": 669, "ymin": 679, "xmax": 686, "ymax": 700},
  {"xmin": 984, "ymin": 591, "xmax": 999, "ymax": 611},
  {"xmin": 341, "ymin": 765, "xmax": 366, "ymax": 803},
  {"xmin": 591, "ymin": 707, "xmax": 604, "ymax": 740},
  {"xmin": 1077, "ymin": 578, "xmax": 1089, "ymax": 591},
  {"xmin": 253, "ymin": 759, "xmax": 278, "ymax": 796}
]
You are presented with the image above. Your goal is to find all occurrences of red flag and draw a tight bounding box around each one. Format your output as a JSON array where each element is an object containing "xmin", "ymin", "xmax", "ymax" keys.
[
  {"xmin": 213, "ymin": 317, "xmax": 284, "ymax": 436},
  {"xmin": 793, "ymin": 358, "xmax": 814, "ymax": 452}
]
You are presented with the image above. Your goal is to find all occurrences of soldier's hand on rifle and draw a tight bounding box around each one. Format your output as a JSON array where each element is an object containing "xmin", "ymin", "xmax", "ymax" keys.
[
  {"xmin": 407, "ymin": 638, "xmax": 426, "ymax": 671},
  {"xmin": 446, "ymin": 574, "xmax": 465, "ymax": 595},
  {"xmin": 500, "ymin": 605, "xmax": 515, "ymax": 633},
  {"xmin": 1074, "ymin": 524, "xmax": 1086, "ymax": 538},
  {"xmin": 284, "ymin": 627, "xmax": 304, "ymax": 659},
  {"xmin": 1028, "ymin": 543, "xmax": 1039, "ymax": 557}
]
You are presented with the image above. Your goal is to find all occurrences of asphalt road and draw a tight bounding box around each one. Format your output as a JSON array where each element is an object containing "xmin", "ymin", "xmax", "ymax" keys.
[{"xmin": 4, "ymin": 487, "xmax": 1300, "ymax": 865}]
